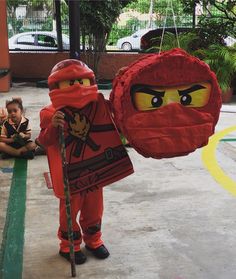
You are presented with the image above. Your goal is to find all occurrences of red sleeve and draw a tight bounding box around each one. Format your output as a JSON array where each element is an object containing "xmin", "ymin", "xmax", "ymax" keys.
[{"xmin": 37, "ymin": 105, "xmax": 59, "ymax": 147}]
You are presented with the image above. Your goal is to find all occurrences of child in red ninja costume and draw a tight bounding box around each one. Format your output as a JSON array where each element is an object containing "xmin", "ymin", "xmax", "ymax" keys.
[{"xmin": 37, "ymin": 59, "xmax": 133, "ymax": 264}]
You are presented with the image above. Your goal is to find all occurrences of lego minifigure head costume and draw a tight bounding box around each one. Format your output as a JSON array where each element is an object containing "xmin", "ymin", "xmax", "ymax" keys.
[
  {"xmin": 110, "ymin": 48, "xmax": 222, "ymax": 159},
  {"xmin": 48, "ymin": 59, "xmax": 98, "ymax": 110}
]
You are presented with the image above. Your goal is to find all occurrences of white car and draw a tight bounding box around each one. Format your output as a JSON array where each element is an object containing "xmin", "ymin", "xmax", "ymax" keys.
[
  {"xmin": 224, "ymin": 36, "xmax": 236, "ymax": 47},
  {"xmin": 8, "ymin": 31, "xmax": 70, "ymax": 50},
  {"xmin": 116, "ymin": 29, "xmax": 152, "ymax": 51}
]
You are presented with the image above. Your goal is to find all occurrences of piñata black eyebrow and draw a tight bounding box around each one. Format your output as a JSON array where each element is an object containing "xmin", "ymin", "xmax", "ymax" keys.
[
  {"xmin": 178, "ymin": 84, "xmax": 206, "ymax": 95},
  {"xmin": 132, "ymin": 85, "xmax": 165, "ymax": 97}
]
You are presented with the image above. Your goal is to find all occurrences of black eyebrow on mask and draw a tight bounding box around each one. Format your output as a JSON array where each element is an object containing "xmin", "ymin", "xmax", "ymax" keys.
[
  {"xmin": 132, "ymin": 86, "xmax": 165, "ymax": 97},
  {"xmin": 178, "ymin": 84, "xmax": 206, "ymax": 95}
]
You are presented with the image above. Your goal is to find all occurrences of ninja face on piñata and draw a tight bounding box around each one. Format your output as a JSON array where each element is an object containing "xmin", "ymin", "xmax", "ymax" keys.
[{"xmin": 110, "ymin": 48, "xmax": 222, "ymax": 159}]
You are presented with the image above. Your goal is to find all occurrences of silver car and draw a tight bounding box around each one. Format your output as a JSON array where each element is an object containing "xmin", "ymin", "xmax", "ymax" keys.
[
  {"xmin": 8, "ymin": 31, "xmax": 70, "ymax": 50},
  {"xmin": 116, "ymin": 29, "xmax": 152, "ymax": 51},
  {"xmin": 224, "ymin": 36, "xmax": 236, "ymax": 47}
]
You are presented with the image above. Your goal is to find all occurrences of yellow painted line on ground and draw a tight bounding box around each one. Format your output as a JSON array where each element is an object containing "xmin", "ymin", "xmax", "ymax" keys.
[{"xmin": 202, "ymin": 125, "xmax": 236, "ymax": 196}]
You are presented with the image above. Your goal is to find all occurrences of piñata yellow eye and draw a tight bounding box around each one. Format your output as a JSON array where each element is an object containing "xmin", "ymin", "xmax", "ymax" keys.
[
  {"xmin": 178, "ymin": 82, "xmax": 211, "ymax": 107},
  {"xmin": 133, "ymin": 92, "xmax": 164, "ymax": 111}
]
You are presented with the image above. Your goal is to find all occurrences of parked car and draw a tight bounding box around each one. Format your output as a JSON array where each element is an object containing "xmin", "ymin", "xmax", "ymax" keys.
[
  {"xmin": 140, "ymin": 27, "xmax": 236, "ymax": 51},
  {"xmin": 8, "ymin": 31, "xmax": 70, "ymax": 50},
  {"xmin": 116, "ymin": 29, "xmax": 152, "ymax": 51},
  {"xmin": 140, "ymin": 27, "xmax": 196, "ymax": 51},
  {"xmin": 224, "ymin": 36, "xmax": 236, "ymax": 47}
]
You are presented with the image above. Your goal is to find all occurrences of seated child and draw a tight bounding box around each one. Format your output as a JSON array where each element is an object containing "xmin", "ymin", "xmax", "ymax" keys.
[{"xmin": 0, "ymin": 98, "xmax": 36, "ymax": 159}]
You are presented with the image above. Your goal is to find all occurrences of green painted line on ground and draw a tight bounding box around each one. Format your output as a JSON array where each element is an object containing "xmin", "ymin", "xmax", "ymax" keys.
[
  {"xmin": 220, "ymin": 138, "xmax": 236, "ymax": 142},
  {"xmin": 0, "ymin": 159, "xmax": 28, "ymax": 279}
]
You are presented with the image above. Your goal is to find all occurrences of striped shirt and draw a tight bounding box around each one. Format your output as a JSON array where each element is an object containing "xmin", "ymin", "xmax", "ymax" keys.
[{"xmin": 1, "ymin": 116, "xmax": 31, "ymax": 138}]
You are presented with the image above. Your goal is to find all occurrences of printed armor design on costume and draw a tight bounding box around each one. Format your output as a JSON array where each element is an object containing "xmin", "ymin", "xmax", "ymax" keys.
[
  {"xmin": 61, "ymin": 107, "xmax": 99, "ymax": 157},
  {"xmin": 68, "ymin": 112, "xmax": 90, "ymax": 141},
  {"xmin": 60, "ymin": 95, "xmax": 132, "ymax": 193}
]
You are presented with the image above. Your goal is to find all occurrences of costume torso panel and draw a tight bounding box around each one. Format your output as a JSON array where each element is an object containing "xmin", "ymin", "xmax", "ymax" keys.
[{"xmin": 41, "ymin": 94, "xmax": 133, "ymax": 198}]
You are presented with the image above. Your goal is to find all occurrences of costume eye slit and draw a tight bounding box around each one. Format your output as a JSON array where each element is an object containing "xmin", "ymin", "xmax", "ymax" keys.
[
  {"xmin": 54, "ymin": 83, "xmax": 60, "ymax": 89},
  {"xmin": 70, "ymin": 79, "xmax": 83, "ymax": 86},
  {"xmin": 58, "ymin": 78, "xmax": 92, "ymax": 89}
]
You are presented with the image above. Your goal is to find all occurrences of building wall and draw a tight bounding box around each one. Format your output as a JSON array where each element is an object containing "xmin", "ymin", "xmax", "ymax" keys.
[{"xmin": 10, "ymin": 52, "xmax": 146, "ymax": 80}]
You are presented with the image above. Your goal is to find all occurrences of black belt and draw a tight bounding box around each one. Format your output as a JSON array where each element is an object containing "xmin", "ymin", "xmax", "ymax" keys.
[{"xmin": 67, "ymin": 144, "xmax": 128, "ymax": 180}]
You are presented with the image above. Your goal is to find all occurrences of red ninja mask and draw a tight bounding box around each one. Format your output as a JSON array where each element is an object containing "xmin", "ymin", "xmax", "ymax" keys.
[
  {"xmin": 48, "ymin": 59, "xmax": 98, "ymax": 110},
  {"xmin": 110, "ymin": 48, "xmax": 222, "ymax": 158}
]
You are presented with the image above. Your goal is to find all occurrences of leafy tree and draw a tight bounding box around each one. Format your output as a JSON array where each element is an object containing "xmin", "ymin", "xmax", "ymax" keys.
[
  {"xmin": 126, "ymin": 0, "xmax": 190, "ymax": 19},
  {"xmin": 7, "ymin": 0, "xmax": 26, "ymax": 16},
  {"xmin": 125, "ymin": 0, "xmax": 193, "ymax": 28},
  {"xmin": 79, "ymin": 0, "xmax": 134, "ymax": 76},
  {"xmin": 29, "ymin": 0, "xmax": 53, "ymax": 12},
  {"xmin": 126, "ymin": 0, "xmax": 235, "ymax": 47},
  {"xmin": 181, "ymin": 0, "xmax": 235, "ymax": 22},
  {"xmin": 7, "ymin": 0, "xmax": 54, "ymax": 34},
  {"xmin": 108, "ymin": 23, "xmax": 133, "ymax": 45},
  {"xmin": 7, "ymin": 0, "xmax": 53, "ymax": 16},
  {"xmin": 7, "ymin": 0, "xmax": 27, "ymax": 35},
  {"xmin": 125, "ymin": 0, "xmax": 150, "ymax": 13},
  {"xmin": 181, "ymin": 0, "xmax": 236, "ymax": 36},
  {"xmin": 60, "ymin": 0, "xmax": 69, "ymax": 32}
]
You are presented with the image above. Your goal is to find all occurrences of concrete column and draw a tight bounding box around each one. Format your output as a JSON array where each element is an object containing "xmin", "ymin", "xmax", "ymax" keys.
[{"xmin": 0, "ymin": 0, "xmax": 10, "ymax": 92}]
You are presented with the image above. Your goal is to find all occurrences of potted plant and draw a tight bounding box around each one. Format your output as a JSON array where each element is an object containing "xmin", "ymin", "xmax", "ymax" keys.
[
  {"xmin": 200, "ymin": 44, "xmax": 236, "ymax": 103},
  {"xmin": 144, "ymin": 31, "xmax": 200, "ymax": 54}
]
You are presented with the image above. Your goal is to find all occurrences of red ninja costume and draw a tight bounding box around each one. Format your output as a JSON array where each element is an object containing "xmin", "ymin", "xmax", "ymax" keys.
[
  {"xmin": 110, "ymin": 48, "xmax": 222, "ymax": 159},
  {"xmin": 38, "ymin": 59, "xmax": 133, "ymax": 252}
]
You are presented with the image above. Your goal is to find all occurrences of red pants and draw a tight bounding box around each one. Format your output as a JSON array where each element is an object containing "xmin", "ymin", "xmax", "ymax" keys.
[{"xmin": 58, "ymin": 188, "xmax": 104, "ymax": 252}]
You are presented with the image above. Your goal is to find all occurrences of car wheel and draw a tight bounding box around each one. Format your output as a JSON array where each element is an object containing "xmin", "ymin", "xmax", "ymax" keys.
[{"xmin": 121, "ymin": 42, "xmax": 132, "ymax": 51}]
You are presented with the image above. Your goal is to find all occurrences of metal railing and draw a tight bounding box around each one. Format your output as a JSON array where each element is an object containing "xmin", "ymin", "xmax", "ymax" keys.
[{"xmin": 7, "ymin": 2, "xmax": 233, "ymax": 52}]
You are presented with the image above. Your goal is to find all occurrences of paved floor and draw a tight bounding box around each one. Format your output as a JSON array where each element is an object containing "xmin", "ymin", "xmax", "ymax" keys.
[{"xmin": 1, "ymin": 84, "xmax": 236, "ymax": 279}]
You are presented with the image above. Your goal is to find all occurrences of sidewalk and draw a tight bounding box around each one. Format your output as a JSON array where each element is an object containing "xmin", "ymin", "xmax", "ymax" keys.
[{"xmin": 1, "ymin": 84, "xmax": 236, "ymax": 279}]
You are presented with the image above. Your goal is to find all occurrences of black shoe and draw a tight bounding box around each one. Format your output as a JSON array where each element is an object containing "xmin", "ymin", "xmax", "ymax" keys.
[
  {"xmin": 1, "ymin": 153, "xmax": 13, "ymax": 159},
  {"xmin": 85, "ymin": 244, "xmax": 110, "ymax": 259},
  {"xmin": 35, "ymin": 146, "xmax": 46, "ymax": 156},
  {"xmin": 59, "ymin": 250, "xmax": 87, "ymax": 265},
  {"xmin": 20, "ymin": 150, "xmax": 35, "ymax": 159}
]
